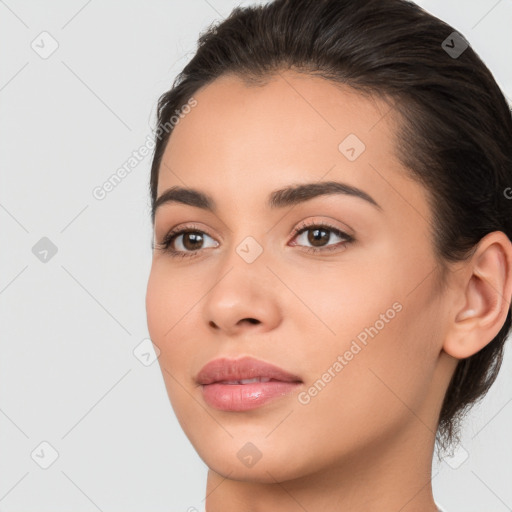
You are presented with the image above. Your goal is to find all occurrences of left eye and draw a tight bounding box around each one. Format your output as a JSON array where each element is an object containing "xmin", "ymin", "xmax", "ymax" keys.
[{"xmin": 290, "ymin": 224, "xmax": 353, "ymax": 252}]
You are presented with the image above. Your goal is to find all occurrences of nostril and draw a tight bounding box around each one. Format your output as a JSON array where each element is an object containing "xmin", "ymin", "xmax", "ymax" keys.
[{"xmin": 238, "ymin": 318, "xmax": 260, "ymax": 324}]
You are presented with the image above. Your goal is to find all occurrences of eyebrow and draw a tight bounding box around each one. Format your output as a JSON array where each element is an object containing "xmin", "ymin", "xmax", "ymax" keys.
[{"xmin": 152, "ymin": 180, "xmax": 382, "ymax": 221}]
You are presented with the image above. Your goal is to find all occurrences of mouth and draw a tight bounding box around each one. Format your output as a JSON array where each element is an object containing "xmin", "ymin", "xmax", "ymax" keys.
[
  {"xmin": 196, "ymin": 356, "xmax": 303, "ymax": 412},
  {"xmin": 216, "ymin": 377, "xmax": 278, "ymax": 384}
]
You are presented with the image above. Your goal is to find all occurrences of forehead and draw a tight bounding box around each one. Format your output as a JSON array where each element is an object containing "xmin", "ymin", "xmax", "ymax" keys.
[
  {"xmin": 156, "ymin": 70, "xmax": 425, "ymax": 220},
  {"xmin": 162, "ymin": 71, "xmax": 397, "ymax": 173}
]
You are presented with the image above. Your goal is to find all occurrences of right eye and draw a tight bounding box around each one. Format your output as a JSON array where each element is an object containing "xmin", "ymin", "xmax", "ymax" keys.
[{"xmin": 156, "ymin": 225, "xmax": 219, "ymax": 258}]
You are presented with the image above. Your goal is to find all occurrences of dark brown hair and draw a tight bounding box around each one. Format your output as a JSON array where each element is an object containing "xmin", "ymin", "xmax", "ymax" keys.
[{"xmin": 148, "ymin": 0, "xmax": 512, "ymax": 454}]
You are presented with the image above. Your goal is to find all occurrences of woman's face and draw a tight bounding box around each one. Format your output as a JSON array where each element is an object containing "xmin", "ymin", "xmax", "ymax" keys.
[{"xmin": 145, "ymin": 71, "xmax": 457, "ymax": 482}]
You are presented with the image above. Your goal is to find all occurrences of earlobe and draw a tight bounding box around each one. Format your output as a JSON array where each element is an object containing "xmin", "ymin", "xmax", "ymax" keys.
[{"xmin": 443, "ymin": 232, "xmax": 512, "ymax": 360}]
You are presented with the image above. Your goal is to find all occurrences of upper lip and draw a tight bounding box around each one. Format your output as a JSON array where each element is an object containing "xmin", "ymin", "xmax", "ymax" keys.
[{"xmin": 196, "ymin": 356, "xmax": 302, "ymax": 385}]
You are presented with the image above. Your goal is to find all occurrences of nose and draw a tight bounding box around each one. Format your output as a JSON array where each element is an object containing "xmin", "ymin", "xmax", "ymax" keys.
[
  {"xmin": 209, "ymin": 317, "xmax": 261, "ymax": 329},
  {"xmin": 202, "ymin": 263, "xmax": 282, "ymax": 337}
]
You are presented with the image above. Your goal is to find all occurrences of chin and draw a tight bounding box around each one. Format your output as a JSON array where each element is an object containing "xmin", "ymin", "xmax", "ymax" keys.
[
  {"xmin": 204, "ymin": 454, "xmax": 305, "ymax": 484},
  {"xmin": 190, "ymin": 434, "xmax": 318, "ymax": 484}
]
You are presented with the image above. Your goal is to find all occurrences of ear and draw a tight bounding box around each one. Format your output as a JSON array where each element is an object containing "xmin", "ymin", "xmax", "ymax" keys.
[{"xmin": 443, "ymin": 231, "xmax": 512, "ymax": 360}]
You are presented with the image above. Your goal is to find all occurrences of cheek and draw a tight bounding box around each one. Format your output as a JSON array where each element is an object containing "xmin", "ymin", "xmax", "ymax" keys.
[
  {"xmin": 145, "ymin": 263, "xmax": 205, "ymax": 385},
  {"xmin": 145, "ymin": 264, "xmax": 189, "ymax": 371},
  {"xmin": 146, "ymin": 268, "xmax": 197, "ymax": 424},
  {"xmin": 145, "ymin": 267, "xmax": 167, "ymax": 342},
  {"xmin": 145, "ymin": 263, "xmax": 193, "ymax": 340},
  {"xmin": 277, "ymin": 257, "xmax": 395, "ymax": 351},
  {"xmin": 291, "ymin": 299, "xmax": 438, "ymax": 467},
  {"xmin": 290, "ymin": 259, "xmax": 440, "ymax": 423}
]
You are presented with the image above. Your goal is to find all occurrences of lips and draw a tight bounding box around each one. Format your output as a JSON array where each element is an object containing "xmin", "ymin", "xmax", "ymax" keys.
[
  {"xmin": 196, "ymin": 356, "xmax": 303, "ymax": 412},
  {"xmin": 196, "ymin": 356, "xmax": 302, "ymax": 385}
]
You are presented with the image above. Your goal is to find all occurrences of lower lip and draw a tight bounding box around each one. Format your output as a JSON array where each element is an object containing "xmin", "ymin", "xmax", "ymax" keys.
[{"xmin": 201, "ymin": 381, "xmax": 302, "ymax": 411}]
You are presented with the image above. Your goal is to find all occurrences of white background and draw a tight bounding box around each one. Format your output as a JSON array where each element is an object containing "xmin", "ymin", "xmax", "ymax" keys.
[{"xmin": 0, "ymin": 1, "xmax": 511, "ymax": 511}]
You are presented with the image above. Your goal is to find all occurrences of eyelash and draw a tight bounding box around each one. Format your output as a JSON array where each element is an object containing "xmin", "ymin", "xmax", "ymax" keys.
[{"xmin": 155, "ymin": 221, "xmax": 355, "ymax": 259}]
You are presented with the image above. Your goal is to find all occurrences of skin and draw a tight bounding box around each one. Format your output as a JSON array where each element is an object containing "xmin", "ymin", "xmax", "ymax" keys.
[{"xmin": 145, "ymin": 70, "xmax": 512, "ymax": 512}]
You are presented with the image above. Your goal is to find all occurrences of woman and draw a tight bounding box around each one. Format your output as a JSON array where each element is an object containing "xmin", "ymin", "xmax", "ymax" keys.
[{"xmin": 145, "ymin": 0, "xmax": 512, "ymax": 510}]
